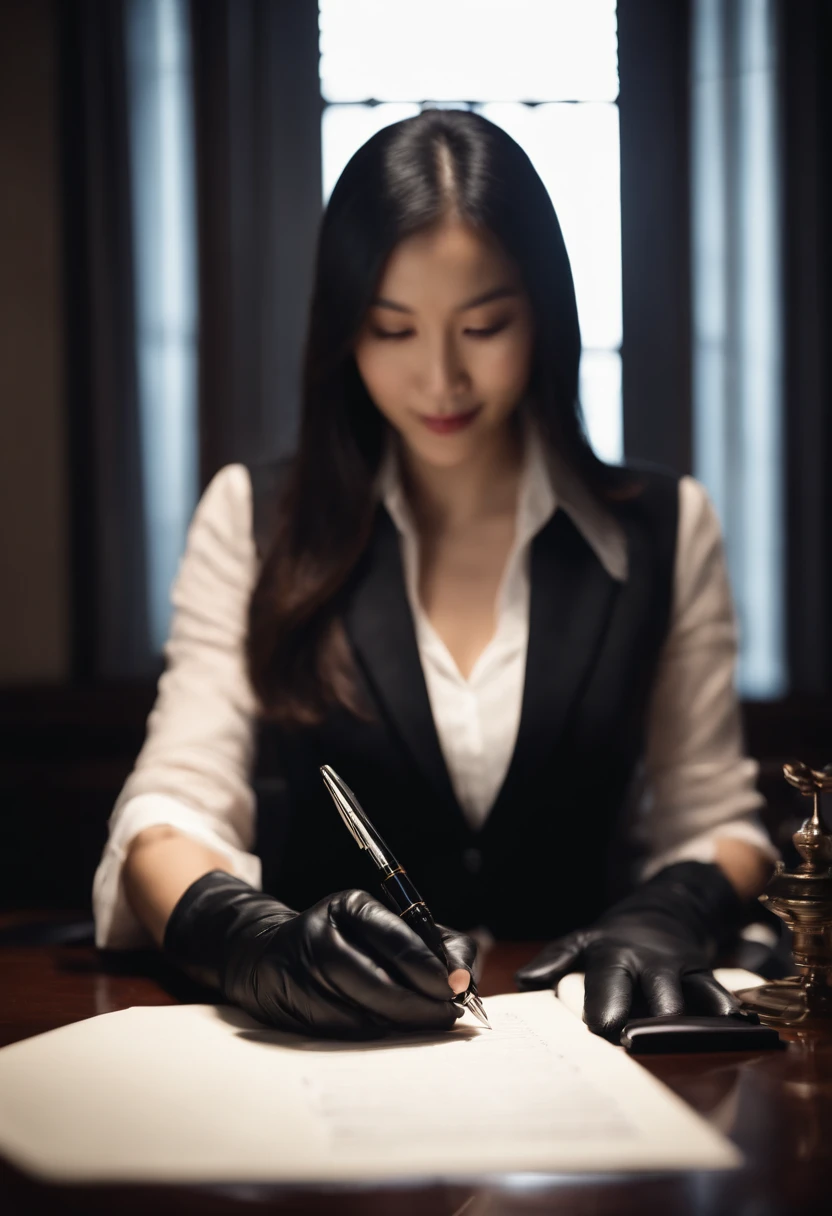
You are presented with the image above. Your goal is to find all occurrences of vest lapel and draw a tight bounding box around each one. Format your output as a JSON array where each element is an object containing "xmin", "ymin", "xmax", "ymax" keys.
[
  {"xmin": 343, "ymin": 503, "xmax": 620, "ymax": 842},
  {"xmin": 482, "ymin": 508, "xmax": 620, "ymax": 834},
  {"xmin": 342, "ymin": 506, "xmax": 462, "ymax": 816}
]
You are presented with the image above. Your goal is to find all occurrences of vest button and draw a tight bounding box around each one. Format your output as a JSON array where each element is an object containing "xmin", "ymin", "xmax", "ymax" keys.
[{"xmin": 462, "ymin": 848, "xmax": 482, "ymax": 874}]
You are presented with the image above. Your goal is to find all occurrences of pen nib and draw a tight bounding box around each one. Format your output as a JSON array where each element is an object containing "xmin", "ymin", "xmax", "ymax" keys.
[{"xmin": 462, "ymin": 993, "xmax": 492, "ymax": 1029}]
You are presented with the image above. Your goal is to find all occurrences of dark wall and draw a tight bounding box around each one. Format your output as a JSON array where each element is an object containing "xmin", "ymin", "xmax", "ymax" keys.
[
  {"xmin": 782, "ymin": 0, "xmax": 832, "ymax": 695},
  {"xmin": 0, "ymin": 1, "xmax": 145, "ymax": 910},
  {"xmin": 0, "ymin": 0, "xmax": 70, "ymax": 683}
]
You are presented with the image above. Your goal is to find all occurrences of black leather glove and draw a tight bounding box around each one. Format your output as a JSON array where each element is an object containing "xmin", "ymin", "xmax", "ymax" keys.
[
  {"xmin": 164, "ymin": 871, "xmax": 477, "ymax": 1038},
  {"xmin": 515, "ymin": 862, "xmax": 744, "ymax": 1041}
]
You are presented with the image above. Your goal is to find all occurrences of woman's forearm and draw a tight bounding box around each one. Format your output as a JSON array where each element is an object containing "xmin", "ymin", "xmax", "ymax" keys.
[
  {"xmin": 713, "ymin": 836, "xmax": 774, "ymax": 902},
  {"xmin": 122, "ymin": 828, "xmax": 771, "ymax": 955},
  {"xmin": 122, "ymin": 825, "xmax": 236, "ymax": 947}
]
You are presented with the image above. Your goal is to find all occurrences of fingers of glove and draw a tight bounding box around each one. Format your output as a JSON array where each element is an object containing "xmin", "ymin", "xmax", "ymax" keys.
[
  {"xmin": 329, "ymin": 890, "xmax": 454, "ymax": 1002},
  {"xmin": 260, "ymin": 932, "xmax": 460, "ymax": 1034},
  {"xmin": 682, "ymin": 970, "xmax": 744, "ymax": 1018},
  {"xmin": 437, "ymin": 925, "xmax": 478, "ymax": 974},
  {"xmin": 514, "ymin": 933, "xmax": 586, "ymax": 990},
  {"xmin": 640, "ymin": 966, "xmax": 686, "ymax": 1019},
  {"xmin": 253, "ymin": 972, "xmax": 373, "ymax": 1038},
  {"xmin": 583, "ymin": 959, "xmax": 635, "ymax": 1041},
  {"xmin": 437, "ymin": 925, "xmax": 478, "ymax": 994},
  {"xmin": 322, "ymin": 938, "xmax": 461, "ymax": 1030}
]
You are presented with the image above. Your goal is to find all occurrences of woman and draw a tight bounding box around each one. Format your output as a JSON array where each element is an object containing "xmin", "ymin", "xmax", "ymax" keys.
[{"xmin": 93, "ymin": 110, "xmax": 776, "ymax": 1041}]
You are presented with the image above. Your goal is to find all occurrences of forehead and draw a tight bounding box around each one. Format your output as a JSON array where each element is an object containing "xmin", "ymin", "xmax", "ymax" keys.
[{"xmin": 375, "ymin": 220, "xmax": 520, "ymax": 299}]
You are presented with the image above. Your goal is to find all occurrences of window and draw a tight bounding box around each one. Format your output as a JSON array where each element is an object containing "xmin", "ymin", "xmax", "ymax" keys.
[
  {"xmin": 691, "ymin": 0, "xmax": 785, "ymax": 696},
  {"xmin": 318, "ymin": 0, "xmax": 623, "ymax": 463},
  {"xmin": 125, "ymin": 0, "xmax": 199, "ymax": 652}
]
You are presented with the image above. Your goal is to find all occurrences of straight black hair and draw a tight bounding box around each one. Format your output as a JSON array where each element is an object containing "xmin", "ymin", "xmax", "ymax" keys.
[{"xmin": 248, "ymin": 109, "xmax": 633, "ymax": 725}]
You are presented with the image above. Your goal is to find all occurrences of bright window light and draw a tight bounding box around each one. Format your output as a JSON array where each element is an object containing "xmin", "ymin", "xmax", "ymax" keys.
[
  {"xmin": 579, "ymin": 350, "xmax": 622, "ymax": 465},
  {"xmin": 477, "ymin": 102, "xmax": 622, "ymax": 352},
  {"xmin": 319, "ymin": 0, "xmax": 619, "ymax": 103},
  {"xmin": 126, "ymin": 0, "xmax": 198, "ymax": 654},
  {"xmin": 691, "ymin": 0, "xmax": 785, "ymax": 696},
  {"xmin": 319, "ymin": 2, "xmax": 622, "ymax": 464},
  {"xmin": 322, "ymin": 103, "xmax": 421, "ymax": 200}
]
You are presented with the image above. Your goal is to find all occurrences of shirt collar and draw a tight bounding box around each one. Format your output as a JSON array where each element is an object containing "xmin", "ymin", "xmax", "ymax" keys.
[{"xmin": 375, "ymin": 418, "xmax": 628, "ymax": 583}]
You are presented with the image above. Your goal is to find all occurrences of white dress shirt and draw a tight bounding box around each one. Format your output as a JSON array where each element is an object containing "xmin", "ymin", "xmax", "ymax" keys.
[{"xmin": 92, "ymin": 428, "xmax": 778, "ymax": 949}]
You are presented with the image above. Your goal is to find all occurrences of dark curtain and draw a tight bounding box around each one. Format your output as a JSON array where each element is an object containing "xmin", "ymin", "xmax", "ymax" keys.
[
  {"xmin": 618, "ymin": 0, "xmax": 692, "ymax": 474},
  {"xmin": 780, "ymin": 0, "xmax": 832, "ymax": 694},
  {"xmin": 189, "ymin": 0, "xmax": 323, "ymax": 484},
  {"xmin": 58, "ymin": 0, "xmax": 324, "ymax": 677},
  {"xmin": 59, "ymin": 0, "xmax": 150, "ymax": 679}
]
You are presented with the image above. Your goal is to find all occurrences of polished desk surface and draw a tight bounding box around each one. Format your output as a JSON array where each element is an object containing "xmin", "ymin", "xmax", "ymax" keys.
[{"xmin": 1, "ymin": 913, "xmax": 831, "ymax": 1216}]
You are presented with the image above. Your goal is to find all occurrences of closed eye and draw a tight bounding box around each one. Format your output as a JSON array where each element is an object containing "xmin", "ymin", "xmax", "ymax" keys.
[
  {"xmin": 370, "ymin": 321, "xmax": 510, "ymax": 340},
  {"xmin": 464, "ymin": 321, "xmax": 509, "ymax": 338},
  {"xmin": 370, "ymin": 328, "xmax": 414, "ymax": 340}
]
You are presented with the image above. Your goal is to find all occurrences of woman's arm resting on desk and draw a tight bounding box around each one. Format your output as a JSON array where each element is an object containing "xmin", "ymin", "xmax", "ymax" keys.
[
  {"xmin": 517, "ymin": 479, "xmax": 777, "ymax": 1040},
  {"xmin": 124, "ymin": 826, "xmax": 477, "ymax": 1038},
  {"xmin": 162, "ymin": 868, "xmax": 476, "ymax": 1038},
  {"xmin": 93, "ymin": 465, "xmax": 264, "ymax": 950},
  {"xmin": 635, "ymin": 476, "xmax": 779, "ymax": 893},
  {"xmin": 713, "ymin": 836, "xmax": 773, "ymax": 902},
  {"xmin": 515, "ymin": 859, "xmax": 753, "ymax": 1041},
  {"xmin": 103, "ymin": 466, "xmax": 475, "ymax": 1036},
  {"xmin": 122, "ymin": 824, "xmax": 236, "ymax": 948}
]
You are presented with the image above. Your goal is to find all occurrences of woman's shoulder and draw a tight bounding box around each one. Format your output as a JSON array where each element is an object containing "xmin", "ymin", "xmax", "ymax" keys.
[
  {"xmin": 611, "ymin": 465, "xmax": 719, "ymax": 534},
  {"xmin": 676, "ymin": 473, "xmax": 720, "ymax": 524},
  {"xmin": 193, "ymin": 463, "xmax": 254, "ymax": 537},
  {"xmin": 618, "ymin": 468, "xmax": 726, "ymax": 582},
  {"xmin": 675, "ymin": 474, "xmax": 726, "ymax": 565},
  {"xmin": 171, "ymin": 465, "xmax": 260, "ymax": 600},
  {"xmin": 601, "ymin": 466, "xmax": 727, "ymax": 586},
  {"xmin": 604, "ymin": 461, "xmax": 680, "ymax": 553},
  {"xmin": 244, "ymin": 455, "xmax": 295, "ymax": 508},
  {"xmin": 242, "ymin": 455, "xmax": 296, "ymax": 557},
  {"xmin": 194, "ymin": 457, "xmax": 294, "ymax": 547},
  {"xmin": 188, "ymin": 456, "xmax": 299, "ymax": 568},
  {"xmin": 204, "ymin": 461, "xmax": 253, "ymax": 498}
]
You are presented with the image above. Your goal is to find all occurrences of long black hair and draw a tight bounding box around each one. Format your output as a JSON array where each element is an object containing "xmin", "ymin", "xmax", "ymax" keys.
[{"xmin": 248, "ymin": 108, "xmax": 629, "ymax": 725}]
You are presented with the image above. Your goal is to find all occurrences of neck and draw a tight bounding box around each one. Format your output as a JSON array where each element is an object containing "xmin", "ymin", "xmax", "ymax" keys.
[{"xmin": 398, "ymin": 416, "xmax": 524, "ymax": 533}]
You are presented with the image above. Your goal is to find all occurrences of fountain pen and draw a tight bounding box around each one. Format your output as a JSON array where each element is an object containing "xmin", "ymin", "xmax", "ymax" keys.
[{"xmin": 320, "ymin": 765, "xmax": 491, "ymax": 1029}]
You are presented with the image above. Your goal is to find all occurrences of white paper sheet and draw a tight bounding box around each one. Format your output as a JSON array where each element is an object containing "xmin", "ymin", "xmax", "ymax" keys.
[{"xmin": 0, "ymin": 992, "xmax": 741, "ymax": 1183}]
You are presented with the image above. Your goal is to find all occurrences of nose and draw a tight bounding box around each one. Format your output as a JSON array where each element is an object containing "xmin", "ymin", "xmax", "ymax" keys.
[{"xmin": 417, "ymin": 331, "xmax": 471, "ymax": 412}]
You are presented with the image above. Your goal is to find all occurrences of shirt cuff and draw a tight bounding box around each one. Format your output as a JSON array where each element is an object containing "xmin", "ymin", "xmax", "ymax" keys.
[
  {"xmin": 92, "ymin": 794, "xmax": 263, "ymax": 950},
  {"xmin": 638, "ymin": 816, "xmax": 780, "ymax": 882}
]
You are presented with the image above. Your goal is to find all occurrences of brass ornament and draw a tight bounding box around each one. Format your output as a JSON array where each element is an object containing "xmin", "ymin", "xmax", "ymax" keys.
[{"xmin": 736, "ymin": 761, "xmax": 832, "ymax": 1033}]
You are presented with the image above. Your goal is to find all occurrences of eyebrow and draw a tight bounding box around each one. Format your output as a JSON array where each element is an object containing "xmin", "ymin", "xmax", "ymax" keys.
[{"xmin": 370, "ymin": 285, "xmax": 519, "ymax": 314}]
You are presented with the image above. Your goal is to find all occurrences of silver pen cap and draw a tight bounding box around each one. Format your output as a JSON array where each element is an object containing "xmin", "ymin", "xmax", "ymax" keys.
[{"xmin": 320, "ymin": 764, "xmax": 398, "ymax": 873}]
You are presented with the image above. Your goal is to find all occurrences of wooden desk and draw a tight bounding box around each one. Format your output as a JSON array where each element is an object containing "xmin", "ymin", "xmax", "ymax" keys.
[{"xmin": 1, "ymin": 914, "xmax": 830, "ymax": 1216}]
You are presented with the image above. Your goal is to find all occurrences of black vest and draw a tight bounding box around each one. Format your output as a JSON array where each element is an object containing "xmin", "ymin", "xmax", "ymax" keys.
[{"xmin": 247, "ymin": 461, "xmax": 679, "ymax": 940}]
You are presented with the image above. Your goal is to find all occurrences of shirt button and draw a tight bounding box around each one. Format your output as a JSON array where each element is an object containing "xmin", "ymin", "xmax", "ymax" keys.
[{"xmin": 463, "ymin": 848, "xmax": 482, "ymax": 874}]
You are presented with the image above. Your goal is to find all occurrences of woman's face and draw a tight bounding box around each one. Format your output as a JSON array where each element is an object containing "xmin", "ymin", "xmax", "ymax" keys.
[{"xmin": 353, "ymin": 219, "xmax": 535, "ymax": 469}]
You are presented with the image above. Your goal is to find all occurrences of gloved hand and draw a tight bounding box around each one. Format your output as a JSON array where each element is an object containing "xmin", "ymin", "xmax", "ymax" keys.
[
  {"xmin": 515, "ymin": 862, "xmax": 744, "ymax": 1041},
  {"xmin": 164, "ymin": 871, "xmax": 477, "ymax": 1038}
]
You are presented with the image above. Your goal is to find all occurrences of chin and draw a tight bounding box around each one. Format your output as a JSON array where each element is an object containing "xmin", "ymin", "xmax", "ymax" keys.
[{"xmin": 405, "ymin": 429, "xmax": 485, "ymax": 469}]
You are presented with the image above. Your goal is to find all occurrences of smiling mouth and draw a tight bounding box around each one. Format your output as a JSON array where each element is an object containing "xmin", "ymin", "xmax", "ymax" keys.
[{"xmin": 418, "ymin": 406, "xmax": 482, "ymax": 434}]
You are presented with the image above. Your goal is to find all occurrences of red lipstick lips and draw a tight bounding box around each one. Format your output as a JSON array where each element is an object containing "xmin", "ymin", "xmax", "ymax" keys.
[{"xmin": 418, "ymin": 406, "xmax": 481, "ymax": 434}]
